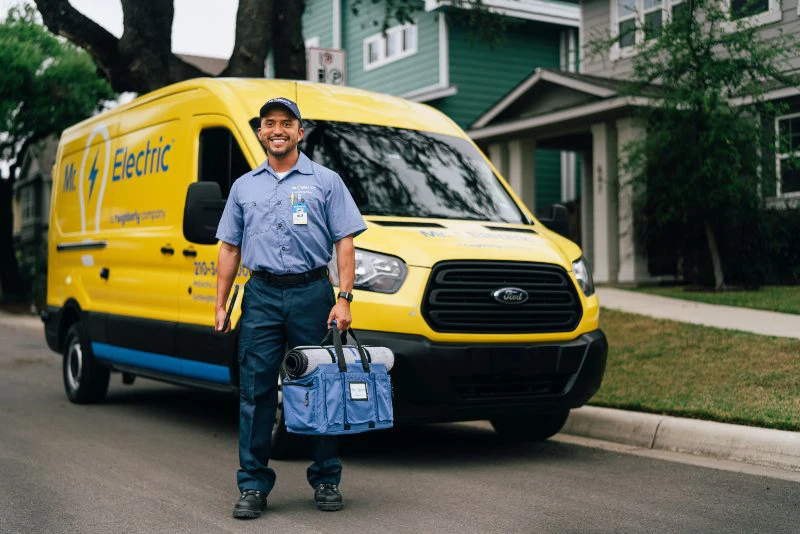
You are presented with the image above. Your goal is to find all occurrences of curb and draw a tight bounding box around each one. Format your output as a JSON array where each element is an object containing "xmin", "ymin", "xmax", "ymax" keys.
[{"xmin": 563, "ymin": 406, "xmax": 800, "ymax": 472}]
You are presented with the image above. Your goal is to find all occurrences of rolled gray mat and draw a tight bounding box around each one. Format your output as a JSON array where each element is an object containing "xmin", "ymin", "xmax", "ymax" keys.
[{"xmin": 283, "ymin": 345, "xmax": 395, "ymax": 378}]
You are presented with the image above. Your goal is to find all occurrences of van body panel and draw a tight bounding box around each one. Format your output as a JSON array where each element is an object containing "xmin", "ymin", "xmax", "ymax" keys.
[
  {"xmin": 355, "ymin": 219, "xmax": 574, "ymax": 269},
  {"xmin": 47, "ymin": 78, "xmax": 607, "ymax": 422}
]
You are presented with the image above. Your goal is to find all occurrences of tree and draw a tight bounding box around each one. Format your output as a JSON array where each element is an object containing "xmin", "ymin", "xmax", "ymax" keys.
[
  {"xmin": 32, "ymin": 0, "xmax": 505, "ymax": 94},
  {"xmin": 589, "ymin": 0, "xmax": 799, "ymax": 288},
  {"xmin": 0, "ymin": 5, "xmax": 115, "ymax": 301}
]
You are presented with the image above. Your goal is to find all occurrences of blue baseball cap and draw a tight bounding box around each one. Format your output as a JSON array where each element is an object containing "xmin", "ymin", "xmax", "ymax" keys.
[{"xmin": 259, "ymin": 97, "xmax": 302, "ymax": 121}]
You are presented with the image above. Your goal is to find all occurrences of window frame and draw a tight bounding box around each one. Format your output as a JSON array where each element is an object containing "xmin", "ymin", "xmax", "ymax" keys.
[
  {"xmin": 363, "ymin": 23, "xmax": 418, "ymax": 72},
  {"xmin": 775, "ymin": 112, "xmax": 800, "ymax": 199},
  {"xmin": 609, "ymin": 0, "xmax": 781, "ymax": 61}
]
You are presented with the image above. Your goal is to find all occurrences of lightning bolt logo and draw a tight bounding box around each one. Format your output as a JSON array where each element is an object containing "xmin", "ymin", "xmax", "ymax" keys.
[{"xmin": 87, "ymin": 150, "xmax": 99, "ymax": 201}]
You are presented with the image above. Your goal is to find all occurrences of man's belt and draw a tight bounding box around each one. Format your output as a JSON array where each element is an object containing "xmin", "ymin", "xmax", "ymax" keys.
[{"xmin": 250, "ymin": 266, "xmax": 329, "ymax": 286}]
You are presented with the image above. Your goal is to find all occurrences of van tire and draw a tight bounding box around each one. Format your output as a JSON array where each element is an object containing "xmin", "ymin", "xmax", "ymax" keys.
[
  {"xmin": 270, "ymin": 373, "xmax": 309, "ymax": 460},
  {"xmin": 490, "ymin": 410, "xmax": 570, "ymax": 442},
  {"xmin": 62, "ymin": 323, "xmax": 110, "ymax": 404}
]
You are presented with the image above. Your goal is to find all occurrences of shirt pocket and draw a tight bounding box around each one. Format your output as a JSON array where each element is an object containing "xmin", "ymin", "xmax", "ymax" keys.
[
  {"xmin": 242, "ymin": 200, "xmax": 272, "ymax": 236},
  {"xmin": 290, "ymin": 195, "xmax": 322, "ymax": 234}
]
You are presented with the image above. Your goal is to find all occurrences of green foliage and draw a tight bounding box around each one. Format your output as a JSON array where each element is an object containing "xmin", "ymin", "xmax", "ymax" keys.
[
  {"xmin": 0, "ymin": 5, "xmax": 115, "ymax": 157},
  {"xmin": 588, "ymin": 0, "xmax": 800, "ymax": 286}
]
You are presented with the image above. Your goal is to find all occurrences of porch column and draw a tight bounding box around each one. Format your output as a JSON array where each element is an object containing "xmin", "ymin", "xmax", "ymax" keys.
[
  {"xmin": 616, "ymin": 117, "xmax": 650, "ymax": 283},
  {"xmin": 507, "ymin": 138, "xmax": 536, "ymax": 210},
  {"xmin": 590, "ymin": 122, "xmax": 619, "ymax": 284},
  {"xmin": 487, "ymin": 142, "xmax": 509, "ymax": 178},
  {"xmin": 580, "ymin": 149, "xmax": 594, "ymax": 268}
]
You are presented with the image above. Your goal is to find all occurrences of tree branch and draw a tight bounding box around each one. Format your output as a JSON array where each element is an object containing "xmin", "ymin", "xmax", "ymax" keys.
[
  {"xmin": 221, "ymin": 0, "xmax": 274, "ymax": 77},
  {"xmin": 273, "ymin": 0, "xmax": 306, "ymax": 80},
  {"xmin": 33, "ymin": 0, "xmax": 123, "ymax": 85}
]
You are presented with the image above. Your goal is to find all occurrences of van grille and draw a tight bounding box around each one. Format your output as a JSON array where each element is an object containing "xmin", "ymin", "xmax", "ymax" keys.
[{"xmin": 421, "ymin": 261, "xmax": 582, "ymax": 334}]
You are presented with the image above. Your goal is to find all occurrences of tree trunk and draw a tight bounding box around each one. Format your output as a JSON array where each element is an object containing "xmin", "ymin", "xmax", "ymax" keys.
[
  {"xmin": 0, "ymin": 177, "xmax": 26, "ymax": 302},
  {"xmin": 273, "ymin": 0, "xmax": 307, "ymax": 80},
  {"xmin": 704, "ymin": 220, "xmax": 725, "ymax": 290}
]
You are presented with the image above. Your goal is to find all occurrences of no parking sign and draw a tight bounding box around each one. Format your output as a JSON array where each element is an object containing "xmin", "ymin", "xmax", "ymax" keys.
[{"xmin": 306, "ymin": 48, "xmax": 346, "ymax": 86}]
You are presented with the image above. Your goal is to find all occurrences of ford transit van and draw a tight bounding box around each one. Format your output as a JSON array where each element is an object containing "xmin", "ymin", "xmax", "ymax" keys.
[{"xmin": 44, "ymin": 79, "xmax": 607, "ymax": 455}]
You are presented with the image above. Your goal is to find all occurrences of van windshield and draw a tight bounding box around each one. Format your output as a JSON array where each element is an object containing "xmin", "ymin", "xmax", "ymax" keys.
[{"xmin": 250, "ymin": 119, "xmax": 527, "ymax": 223}]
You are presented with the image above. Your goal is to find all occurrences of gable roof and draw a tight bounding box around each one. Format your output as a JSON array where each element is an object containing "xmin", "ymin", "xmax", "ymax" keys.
[{"xmin": 472, "ymin": 68, "xmax": 666, "ymax": 129}]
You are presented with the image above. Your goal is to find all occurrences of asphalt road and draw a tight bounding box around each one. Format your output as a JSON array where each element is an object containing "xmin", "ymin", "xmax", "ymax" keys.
[{"xmin": 1, "ymin": 320, "xmax": 798, "ymax": 534}]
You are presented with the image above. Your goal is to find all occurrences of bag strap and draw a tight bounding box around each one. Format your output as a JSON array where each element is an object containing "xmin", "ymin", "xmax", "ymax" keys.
[
  {"xmin": 320, "ymin": 321, "xmax": 370, "ymax": 373},
  {"xmin": 344, "ymin": 328, "xmax": 371, "ymax": 373},
  {"xmin": 320, "ymin": 323, "xmax": 347, "ymax": 373}
]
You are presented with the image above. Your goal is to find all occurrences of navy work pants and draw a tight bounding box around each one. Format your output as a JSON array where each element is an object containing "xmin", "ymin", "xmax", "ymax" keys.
[{"xmin": 236, "ymin": 275, "xmax": 342, "ymax": 493}]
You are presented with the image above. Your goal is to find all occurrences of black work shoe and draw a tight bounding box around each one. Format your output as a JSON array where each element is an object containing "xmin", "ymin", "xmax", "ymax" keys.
[
  {"xmin": 232, "ymin": 489, "xmax": 267, "ymax": 519},
  {"xmin": 314, "ymin": 483, "xmax": 344, "ymax": 511}
]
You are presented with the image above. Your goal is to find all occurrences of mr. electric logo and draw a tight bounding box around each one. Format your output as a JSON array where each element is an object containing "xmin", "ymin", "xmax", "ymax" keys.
[{"xmin": 62, "ymin": 123, "xmax": 173, "ymax": 234}]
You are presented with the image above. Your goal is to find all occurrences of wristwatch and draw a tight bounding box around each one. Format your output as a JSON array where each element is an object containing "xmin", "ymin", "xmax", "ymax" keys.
[{"xmin": 337, "ymin": 291, "xmax": 354, "ymax": 303}]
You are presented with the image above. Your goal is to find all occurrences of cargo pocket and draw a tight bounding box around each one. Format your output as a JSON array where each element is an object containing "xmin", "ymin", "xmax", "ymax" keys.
[
  {"xmin": 283, "ymin": 380, "xmax": 318, "ymax": 433},
  {"xmin": 323, "ymin": 373, "xmax": 344, "ymax": 427},
  {"xmin": 344, "ymin": 373, "xmax": 376, "ymax": 425},
  {"xmin": 375, "ymin": 373, "xmax": 394, "ymax": 423}
]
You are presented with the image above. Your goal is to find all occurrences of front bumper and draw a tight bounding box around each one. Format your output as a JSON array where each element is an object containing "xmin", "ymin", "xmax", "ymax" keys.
[{"xmin": 352, "ymin": 329, "xmax": 608, "ymax": 423}]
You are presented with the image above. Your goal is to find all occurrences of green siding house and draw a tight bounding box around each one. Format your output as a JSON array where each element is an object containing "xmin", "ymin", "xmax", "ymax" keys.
[{"xmin": 299, "ymin": 0, "xmax": 581, "ymax": 212}]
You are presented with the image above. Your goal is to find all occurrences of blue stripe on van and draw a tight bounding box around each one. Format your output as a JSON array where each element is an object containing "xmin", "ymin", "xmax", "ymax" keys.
[{"xmin": 92, "ymin": 343, "xmax": 231, "ymax": 384}]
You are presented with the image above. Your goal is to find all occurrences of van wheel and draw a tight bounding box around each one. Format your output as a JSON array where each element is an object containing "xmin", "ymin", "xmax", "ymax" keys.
[
  {"xmin": 63, "ymin": 323, "xmax": 110, "ymax": 404},
  {"xmin": 270, "ymin": 373, "xmax": 308, "ymax": 460},
  {"xmin": 490, "ymin": 410, "xmax": 570, "ymax": 442}
]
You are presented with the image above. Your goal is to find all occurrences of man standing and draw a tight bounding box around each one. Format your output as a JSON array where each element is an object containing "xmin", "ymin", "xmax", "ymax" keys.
[{"xmin": 215, "ymin": 97, "xmax": 366, "ymax": 519}]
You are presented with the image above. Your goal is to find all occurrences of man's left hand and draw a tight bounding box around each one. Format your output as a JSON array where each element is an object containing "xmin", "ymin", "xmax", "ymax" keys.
[{"xmin": 327, "ymin": 299, "xmax": 351, "ymax": 331}]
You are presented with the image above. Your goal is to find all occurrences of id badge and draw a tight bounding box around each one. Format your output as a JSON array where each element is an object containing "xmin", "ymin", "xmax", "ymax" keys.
[{"xmin": 292, "ymin": 200, "xmax": 308, "ymax": 225}]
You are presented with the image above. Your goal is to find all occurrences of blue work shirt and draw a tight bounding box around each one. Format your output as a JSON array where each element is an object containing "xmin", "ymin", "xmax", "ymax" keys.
[{"xmin": 215, "ymin": 151, "xmax": 367, "ymax": 274}]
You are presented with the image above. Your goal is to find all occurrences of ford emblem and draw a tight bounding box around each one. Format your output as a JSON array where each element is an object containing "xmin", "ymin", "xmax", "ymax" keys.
[{"xmin": 492, "ymin": 287, "xmax": 529, "ymax": 305}]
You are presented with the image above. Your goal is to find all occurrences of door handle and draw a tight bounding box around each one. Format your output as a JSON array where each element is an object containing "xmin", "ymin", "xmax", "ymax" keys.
[
  {"xmin": 161, "ymin": 246, "xmax": 175, "ymax": 255},
  {"xmin": 183, "ymin": 249, "xmax": 198, "ymax": 257},
  {"xmin": 100, "ymin": 267, "xmax": 110, "ymax": 280}
]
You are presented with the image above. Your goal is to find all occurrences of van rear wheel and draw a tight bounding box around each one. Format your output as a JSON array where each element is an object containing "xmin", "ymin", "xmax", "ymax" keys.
[
  {"xmin": 63, "ymin": 323, "xmax": 110, "ymax": 404},
  {"xmin": 490, "ymin": 410, "xmax": 570, "ymax": 442}
]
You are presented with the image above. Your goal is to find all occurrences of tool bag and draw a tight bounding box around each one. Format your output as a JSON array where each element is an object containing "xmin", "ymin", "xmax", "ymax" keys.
[{"xmin": 281, "ymin": 325, "xmax": 394, "ymax": 435}]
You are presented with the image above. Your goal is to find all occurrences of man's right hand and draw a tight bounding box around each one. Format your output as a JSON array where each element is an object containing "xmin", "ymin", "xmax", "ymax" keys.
[{"xmin": 215, "ymin": 306, "xmax": 231, "ymax": 333}]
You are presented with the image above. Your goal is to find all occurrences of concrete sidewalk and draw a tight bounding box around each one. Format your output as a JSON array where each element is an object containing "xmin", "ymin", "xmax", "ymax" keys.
[
  {"xmin": 598, "ymin": 287, "xmax": 800, "ymax": 339},
  {"xmin": 563, "ymin": 406, "xmax": 800, "ymax": 473}
]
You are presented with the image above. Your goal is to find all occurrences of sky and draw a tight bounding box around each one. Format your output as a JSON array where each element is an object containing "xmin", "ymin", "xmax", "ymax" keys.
[{"xmin": 0, "ymin": 0, "xmax": 237, "ymax": 59}]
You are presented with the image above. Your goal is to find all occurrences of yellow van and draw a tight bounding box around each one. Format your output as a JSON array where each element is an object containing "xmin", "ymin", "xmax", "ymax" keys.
[{"xmin": 44, "ymin": 78, "xmax": 606, "ymax": 454}]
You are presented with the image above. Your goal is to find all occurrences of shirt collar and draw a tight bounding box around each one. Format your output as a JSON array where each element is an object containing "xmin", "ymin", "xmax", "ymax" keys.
[{"xmin": 253, "ymin": 151, "xmax": 313, "ymax": 180}]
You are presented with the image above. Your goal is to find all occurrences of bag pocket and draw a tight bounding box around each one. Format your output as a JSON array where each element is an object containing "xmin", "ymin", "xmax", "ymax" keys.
[
  {"xmin": 323, "ymin": 373, "xmax": 344, "ymax": 426},
  {"xmin": 375, "ymin": 373, "xmax": 393, "ymax": 423},
  {"xmin": 343, "ymin": 372, "xmax": 376, "ymax": 425},
  {"xmin": 283, "ymin": 380, "xmax": 318, "ymax": 432}
]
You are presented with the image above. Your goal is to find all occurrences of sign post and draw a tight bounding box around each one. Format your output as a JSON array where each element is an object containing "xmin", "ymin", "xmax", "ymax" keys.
[{"xmin": 306, "ymin": 48, "xmax": 346, "ymax": 86}]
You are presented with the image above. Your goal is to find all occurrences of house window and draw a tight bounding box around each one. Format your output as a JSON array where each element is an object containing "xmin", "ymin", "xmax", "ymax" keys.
[
  {"xmin": 363, "ymin": 23, "xmax": 418, "ymax": 71},
  {"xmin": 731, "ymin": 0, "xmax": 769, "ymax": 19},
  {"xmin": 643, "ymin": 0, "xmax": 663, "ymax": 40},
  {"xmin": 614, "ymin": 0, "xmax": 680, "ymax": 49},
  {"xmin": 776, "ymin": 114, "xmax": 800, "ymax": 197},
  {"xmin": 21, "ymin": 186, "xmax": 36, "ymax": 222}
]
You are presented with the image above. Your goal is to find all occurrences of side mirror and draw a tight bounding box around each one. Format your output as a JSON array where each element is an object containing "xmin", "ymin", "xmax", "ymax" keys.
[
  {"xmin": 537, "ymin": 203, "xmax": 570, "ymax": 239},
  {"xmin": 184, "ymin": 182, "xmax": 225, "ymax": 245}
]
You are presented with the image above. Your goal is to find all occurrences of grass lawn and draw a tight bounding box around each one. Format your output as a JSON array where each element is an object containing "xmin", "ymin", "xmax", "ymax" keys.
[
  {"xmin": 593, "ymin": 309, "xmax": 800, "ymax": 431},
  {"xmin": 632, "ymin": 285, "xmax": 800, "ymax": 315}
]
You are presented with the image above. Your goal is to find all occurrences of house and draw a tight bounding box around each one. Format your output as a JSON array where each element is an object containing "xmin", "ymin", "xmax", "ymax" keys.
[
  {"xmin": 12, "ymin": 137, "xmax": 58, "ymax": 310},
  {"xmin": 468, "ymin": 0, "xmax": 800, "ymax": 284},
  {"xmin": 300, "ymin": 0, "xmax": 583, "ymax": 214}
]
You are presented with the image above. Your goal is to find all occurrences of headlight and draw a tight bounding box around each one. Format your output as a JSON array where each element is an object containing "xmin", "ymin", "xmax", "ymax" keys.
[
  {"xmin": 572, "ymin": 257, "xmax": 595, "ymax": 297},
  {"xmin": 328, "ymin": 248, "xmax": 408, "ymax": 294}
]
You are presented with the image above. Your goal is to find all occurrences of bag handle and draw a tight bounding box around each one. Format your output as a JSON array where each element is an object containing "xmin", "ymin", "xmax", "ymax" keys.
[{"xmin": 320, "ymin": 321, "xmax": 370, "ymax": 373}]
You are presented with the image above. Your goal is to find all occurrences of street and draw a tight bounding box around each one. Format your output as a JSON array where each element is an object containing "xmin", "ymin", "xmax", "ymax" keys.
[{"xmin": 1, "ymin": 320, "xmax": 797, "ymax": 534}]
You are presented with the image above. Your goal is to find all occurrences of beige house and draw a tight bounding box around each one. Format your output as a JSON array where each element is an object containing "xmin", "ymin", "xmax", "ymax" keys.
[{"xmin": 469, "ymin": 0, "xmax": 800, "ymax": 284}]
